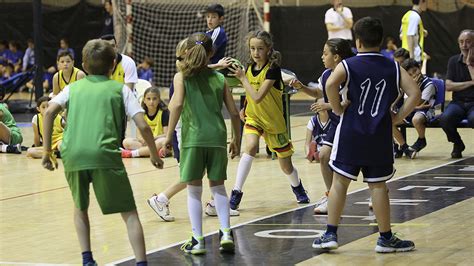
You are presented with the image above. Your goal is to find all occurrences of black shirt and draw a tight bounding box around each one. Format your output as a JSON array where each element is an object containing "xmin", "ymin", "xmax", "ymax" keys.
[
  {"xmin": 250, "ymin": 63, "xmax": 282, "ymax": 91},
  {"xmin": 446, "ymin": 54, "xmax": 474, "ymax": 102}
]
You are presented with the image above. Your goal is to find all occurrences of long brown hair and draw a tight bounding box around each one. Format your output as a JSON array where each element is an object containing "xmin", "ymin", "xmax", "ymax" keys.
[
  {"xmin": 246, "ymin": 30, "xmax": 281, "ymax": 68},
  {"xmin": 141, "ymin": 87, "xmax": 167, "ymax": 115},
  {"xmin": 180, "ymin": 33, "xmax": 213, "ymax": 77}
]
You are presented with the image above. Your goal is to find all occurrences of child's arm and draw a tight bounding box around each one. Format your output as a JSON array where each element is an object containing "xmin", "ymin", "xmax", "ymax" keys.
[
  {"xmin": 76, "ymin": 70, "xmax": 86, "ymax": 80},
  {"xmin": 325, "ymin": 63, "xmax": 347, "ymax": 115},
  {"xmin": 32, "ymin": 116, "xmax": 41, "ymax": 147},
  {"xmin": 42, "ymin": 103, "xmax": 62, "ymax": 170},
  {"xmin": 304, "ymin": 128, "xmax": 312, "ymax": 157},
  {"xmin": 230, "ymin": 66, "xmax": 274, "ymax": 104},
  {"xmin": 208, "ymin": 57, "xmax": 232, "ymax": 70},
  {"xmin": 289, "ymin": 79, "xmax": 323, "ymax": 98},
  {"xmin": 52, "ymin": 73, "xmax": 59, "ymax": 96},
  {"xmin": 223, "ymin": 80, "xmax": 241, "ymax": 158},
  {"xmin": 133, "ymin": 114, "xmax": 163, "ymax": 169},
  {"xmin": 393, "ymin": 68, "xmax": 421, "ymax": 124},
  {"xmin": 165, "ymin": 72, "xmax": 185, "ymax": 147}
]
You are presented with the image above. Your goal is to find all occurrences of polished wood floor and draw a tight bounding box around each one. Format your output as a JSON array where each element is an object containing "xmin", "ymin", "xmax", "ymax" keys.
[{"xmin": 0, "ymin": 110, "xmax": 472, "ymax": 264}]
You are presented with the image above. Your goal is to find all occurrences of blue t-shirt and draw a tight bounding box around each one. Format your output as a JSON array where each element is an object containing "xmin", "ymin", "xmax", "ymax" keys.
[
  {"xmin": 381, "ymin": 49, "xmax": 395, "ymax": 60},
  {"xmin": 206, "ymin": 26, "xmax": 228, "ymax": 64},
  {"xmin": 138, "ymin": 68, "xmax": 153, "ymax": 83}
]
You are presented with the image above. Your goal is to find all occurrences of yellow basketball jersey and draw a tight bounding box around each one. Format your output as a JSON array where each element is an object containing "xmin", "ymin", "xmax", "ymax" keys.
[
  {"xmin": 58, "ymin": 67, "xmax": 80, "ymax": 92},
  {"xmin": 110, "ymin": 53, "xmax": 125, "ymax": 83},
  {"xmin": 401, "ymin": 10, "xmax": 424, "ymax": 60},
  {"xmin": 36, "ymin": 114, "xmax": 64, "ymax": 150},
  {"xmin": 245, "ymin": 63, "xmax": 286, "ymax": 134},
  {"xmin": 144, "ymin": 109, "xmax": 164, "ymax": 137}
]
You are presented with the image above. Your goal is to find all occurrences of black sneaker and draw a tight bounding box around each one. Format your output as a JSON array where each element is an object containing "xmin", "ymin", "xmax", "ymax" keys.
[
  {"xmin": 404, "ymin": 147, "xmax": 417, "ymax": 159},
  {"xmin": 393, "ymin": 143, "xmax": 403, "ymax": 158},
  {"xmin": 451, "ymin": 141, "xmax": 465, "ymax": 159},
  {"xmin": 375, "ymin": 234, "xmax": 415, "ymax": 253},
  {"xmin": 229, "ymin": 190, "xmax": 243, "ymax": 210},
  {"xmin": 411, "ymin": 138, "xmax": 427, "ymax": 152},
  {"xmin": 6, "ymin": 144, "xmax": 21, "ymax": 154},
  {"xmin": 291, "ymin": 181, "xmax": 310, "ymax": 203}
]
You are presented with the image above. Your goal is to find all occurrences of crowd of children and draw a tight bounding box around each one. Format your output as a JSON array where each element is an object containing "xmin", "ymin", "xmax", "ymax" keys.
[{"xmin": 9, "ymin": 1, "xmax": 470, "ymax": 264}]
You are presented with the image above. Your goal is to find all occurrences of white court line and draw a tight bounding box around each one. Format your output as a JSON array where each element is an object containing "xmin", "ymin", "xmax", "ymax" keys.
[
  {"xmin": 0, "ymin": 263, "xmax": 70, "ymax": 266},
  {"xmin": 108, "ymin": 157, "xmax": 470, "ymax": 265},
  {"xmin": 434, "ymin": 176, "xmax": 474, "ymax": 180}
]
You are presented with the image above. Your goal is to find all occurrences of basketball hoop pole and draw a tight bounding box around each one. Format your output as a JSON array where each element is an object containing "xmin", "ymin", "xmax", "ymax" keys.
[
  {"xmin": 263, "ymin": 0, "xmax": 270, "ymax": 32},
  {"xmin": 125, "ymin": 0, "xmax": 133, "ymax": 56}
]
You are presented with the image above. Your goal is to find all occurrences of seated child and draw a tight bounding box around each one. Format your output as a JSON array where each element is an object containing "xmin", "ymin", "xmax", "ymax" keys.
[
  {"xmin": 27, "ymin": 96, "xmax": 64, "ymax": 158},
  {"xmin": 392, "ymin": 59, "xmax": 436, "ymax": 159},
  {"xmin": 0, "ymin": 102, "xmax": 22, "ymax": 153},
  {"xmin": 137, "ymin": 57, "xmax": 154, "ymax": 83},
  {"xmin": 305, "ymin": 98, "xmax": 330, "ymax": 162},
  {"xmin": 122, "ymin": 87, "xmax": 169, "ymax": 158}
]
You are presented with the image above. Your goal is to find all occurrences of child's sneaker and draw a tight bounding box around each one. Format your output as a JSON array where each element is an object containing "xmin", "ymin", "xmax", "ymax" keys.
[
  {"xmin": 5, "ymin": 144, "xmax": 21, "ymax": 154},
  {"xmin": 219, "ymin": 229, "xmax": 235, "ymax": 252},
  {"xmin": 375, "ymin": 234, "xmax": 415, "ymax": 253},
  {"xmin": 404, "ymin": 147, "xmax": 417, "ymax": 159},
  {"xmin": 393, "ymin": 143, "xmax": 403, "ymax": 158},
  {"xmin": 147, "ymin": 194, "xmax": 175, "ymax": 222},
  {"xmin": 312, "ymin": 232, "xmax": 338, "ymax": 249},
  {"xmin": 291, "ymin": 181, "xmax": 310, "ymax": 203},
  {"xmin": 204, "ymin": 202, "xmax": 240, "ymax": 216},
  {"xmin": 313, "ymin": 194, "xmax": 328, "ymax": 214},
  {"xmin": 411, "ymin": 137, "xmax": 427, "ymax": 152},
  {"xmin": 121, "ymin": 149, "xmax": 132, "ymax": 158},
  {"xmin": 229, "ymin": 190, "xmax": 243, "ymax": 210},
  {"xmin": 181, "ymin": 236, "xmax": 206, "ymax": 255}
]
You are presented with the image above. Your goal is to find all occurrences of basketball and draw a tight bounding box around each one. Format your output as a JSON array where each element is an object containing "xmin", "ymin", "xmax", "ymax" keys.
[{"xmin": 220, "ymin": 58, "xmax": 244, "ymax": 88}]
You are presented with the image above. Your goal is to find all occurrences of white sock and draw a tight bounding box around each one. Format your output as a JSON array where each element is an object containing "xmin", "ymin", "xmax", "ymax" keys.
[
  {"xmin": 208, "ymin": 199, "xmax": 215, "ymax": 206},
  {"xmin": 234, "ymin": 153, "xmax": 254, "ymax": 191},
  {"xmin": 286, "ymin": 168, "xmax": 301, "ymax": 187},
  {"xmin": 157, "ymin": 193, "xmax": 169, "ymax": 203},
  {"xmin": 210, "ymin": 185, "xmax": 230, "ymax": 229},
  {"xmin": 131, "ymin": 149, "xmax": 140, "ymax": 157},
  {"xmin": 1, "ymin": 144, "xmax": 7, "ymax": 153},
  {"xmin": 187, "ymin": 185, "xmax": 203, "ymax": 237}
]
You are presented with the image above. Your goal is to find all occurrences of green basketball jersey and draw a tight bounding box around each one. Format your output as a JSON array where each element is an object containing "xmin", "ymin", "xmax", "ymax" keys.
[
  {"xmin": 61, "ymin": 75, "xmax": 126, "ymax": 171},
  {"xmin": 181, "ymin": 69, "xmax": 227, "ymax": 148}
]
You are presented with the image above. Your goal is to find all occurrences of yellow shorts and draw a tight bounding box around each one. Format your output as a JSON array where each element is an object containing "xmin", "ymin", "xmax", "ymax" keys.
[{"xmin": 244, "ymin": 120, "xmax": 294, "ymax": 158}]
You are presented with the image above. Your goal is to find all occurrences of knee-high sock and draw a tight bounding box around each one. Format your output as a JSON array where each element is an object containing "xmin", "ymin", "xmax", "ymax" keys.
[
  {"xmin": 287, "ymin": 168, "xmax": 301, "ymax": 187},
  {"xmin": 210, "ymin": 185, "xmax": 230, "ymax": 229},
  {"xmin": 187, "ymin": 185, "xmax": 203, "ymax": 237},
  {"xmin": 234, "ymin": 153, "xmax": 255, "ymax": 191}
]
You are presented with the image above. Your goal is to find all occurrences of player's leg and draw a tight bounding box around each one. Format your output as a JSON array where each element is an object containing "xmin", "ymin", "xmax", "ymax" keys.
[
  {"xmin": 411, "ymin": 112, "xmax": 427, "ymax": 152},
  {"xmin": 121, "ymin": 138, "xmax": 144, "ymax": 158},
  {"xmin": 278, "ymin": 155, "xmax": 310, "ymax": 203},
  {"xmin": 314, "ymin": 144, "xmax": 332, "ymax": 214},
  {"xmin": 0, "ymin": 122, "xmax": 11, "ymax": 143},
  {"xmin": 121, "ymin": 210, "xmax": 146, "ymax": 262},
  {"xmin": 26, "ymin": 146, "xmax": 43, "ymax": 158}
]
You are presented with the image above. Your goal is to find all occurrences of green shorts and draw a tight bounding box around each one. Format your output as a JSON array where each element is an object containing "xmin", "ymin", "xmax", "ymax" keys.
[
  {"xmin": 65, "ymin": 168, "xmax": 136, "ymax": 214},
  {"xmin": 9, "ymin": 128, "xmax": 23, "ymax": 145},
  {"xmin": 180, "ymin": 147, "xmax": 228, "ymax": 183}
]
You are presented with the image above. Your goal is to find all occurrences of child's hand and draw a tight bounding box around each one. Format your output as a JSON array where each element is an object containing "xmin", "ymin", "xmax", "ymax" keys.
[
  {"xmin": 42, "ymin": 151, "xmax": 58, "ymax": 171},
  {"xmin": 239, "ymin": 108, "xmax": 246, "ymax": 122},
  {"xmin": 216, "ymin": 57, "xmax": 233, "ymax": 69},
  {"xmin": 310, "ymin": 102, "xmax": 331, "ymax": 113},
  {"xmin": 228, "ymin": 140, "xmax": 241, "ymax": 159},
  {"xmin": 150, "ymin": 154, "xmax": 164, "ymax": 169},
  {"xmin": 228, "ymin": 64, "xmax": 245, "ymax": 81},
  {"xmin": 289, "ymin": 79, "xmax": 303, "ymax": 90}
]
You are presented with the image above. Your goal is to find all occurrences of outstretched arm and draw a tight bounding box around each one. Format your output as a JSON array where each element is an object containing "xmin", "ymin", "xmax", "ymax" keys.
[{"xmin": 223, "ymin": 80, "xmax": 241, "ymax": 158}]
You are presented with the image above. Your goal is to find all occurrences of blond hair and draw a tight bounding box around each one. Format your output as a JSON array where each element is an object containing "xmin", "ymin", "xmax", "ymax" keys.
[
  {"xmin": 246, "ymin": 30, "xmax": 281, "ymax": 68},
  {"xmin": 180, "ymin": 33, "xmax": 213, "ymax": 77},
  {"xmin": 82, "ymin": 39, "xmax": 115, "ymax": 75},
  {"xmin": 175, "ymin": 38, "xmax": 188, "ymax": 71}
]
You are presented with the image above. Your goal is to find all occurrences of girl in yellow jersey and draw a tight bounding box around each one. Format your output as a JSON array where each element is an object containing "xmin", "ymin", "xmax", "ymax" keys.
[
  {"xmin": 122, "ymin": 87, "xmax": 170, "ymax": 157},
  {"xmin": 51, "ymin": 51, "xmax": 85, "ymax": 96},
  {"xmin": 27, "ymin": 96, "xmax": 64, "ymax": 158},
  {"xmin": 228, "ymin": 30, "xmax": 310, "ymax": 210}
]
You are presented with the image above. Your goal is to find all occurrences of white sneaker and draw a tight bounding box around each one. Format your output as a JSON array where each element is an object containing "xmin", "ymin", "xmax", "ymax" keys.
[
  {"xmin": 205, "ymin": 202, "xmax": 240, "ymax": 216},
  {"xmin": 313, "ymin": 195, "xmax": 328, "ymax": 214},
  {"xmin": 147, "ymin": 194, "xmax": 175, "ymax": 222}
]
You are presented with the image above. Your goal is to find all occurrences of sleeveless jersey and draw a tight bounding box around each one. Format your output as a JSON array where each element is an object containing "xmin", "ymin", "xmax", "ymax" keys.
[
  {"xmin": 144, "ymin": 109, "xmax": 164, "ymax": 137},
  {"xmin": 181, "ymin": 69, "xmax": 227, "ymax": 148},
  {"xmin": 58, "ymin": 67, "xmax": 80, "ymax": 92},
  {"xmin": 319, "ymin": 68, "xmax": 342, "ymax": 124},
  {"xmin": 401, "ymin": 10, "xmax": 425, "ymax": 60},
  {"xmin": 310, "ymin": 115, "xmax": 330, "ymax": 145},
  {"xmin": 245, "ymin": 63, "xmax": 286, "ymax": 134},
  {"xmin": 331, "ymin": 53, "xmax": 400, "ymax": 165},
  {"xmin": 35, "ymin": 113, "xmax": 63, "ymax": 149}
]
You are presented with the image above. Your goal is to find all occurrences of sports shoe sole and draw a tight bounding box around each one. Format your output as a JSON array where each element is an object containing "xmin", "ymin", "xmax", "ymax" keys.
[
  {"xmin": 185, "ymin": 249, "xmax": 206, "ymax": 255},
  {"xmin": 375, "ymin": 245, "xmax": 415, "ymax": 253},
  {"xmin": 312, "ymin": 241, "xmax": 338, "ymax": 249},
  {"xmin": 220, "ymin": 240, "xmax": 235, "ymax": 252},
  {"xmin": 147, "ymin": 199, "xmax": 175, "ymax": 222}
]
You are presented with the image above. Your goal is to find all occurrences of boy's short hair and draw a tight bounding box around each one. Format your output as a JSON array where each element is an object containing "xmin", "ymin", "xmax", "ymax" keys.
[
  {"xmin": 36, "ymin": 96, "xmax": 51, "ymax": 107},
  {"xmin": 205, "ymin": 3, "xmax": 224, "ymax": 17},
  {"xmin": 401, "ymin": 58, "xmax": 420, "ymax": 71},
  {"xmin": 354, "ymin": 17, "xmax": 383, "ymax": 48},
  {"xmin": 57, "ymin": 50, "xmax": 74, "ymax": 61},
  {"xmin": 82, "ymin": 39, "xmax": 116, "ymax": 76},
  {"xmin": 393, "ymin": 48, "xmax": 410, "ymax": 60},
  {"xmin": 144, "ymin": 57, "xmax": 154, "ymax": 67}
]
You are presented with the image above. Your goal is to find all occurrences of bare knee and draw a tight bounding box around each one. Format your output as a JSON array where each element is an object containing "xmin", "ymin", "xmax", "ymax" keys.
[
  {"xmin": 319, "ymin": 146, "xmax": 331, "ymax": 164},
  {"xmin": 412, "ymin": 114, "xmax": 425, "ymax": 127}
]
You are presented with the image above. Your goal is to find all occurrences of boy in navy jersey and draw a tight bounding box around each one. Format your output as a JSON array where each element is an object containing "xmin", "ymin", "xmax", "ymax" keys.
[{"xmin": 312, "ymin": 17, "xmax": 420, "ymax": 253}]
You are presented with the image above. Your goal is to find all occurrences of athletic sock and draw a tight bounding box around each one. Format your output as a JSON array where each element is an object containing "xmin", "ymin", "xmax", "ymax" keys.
[
  {"xmin": 131, "ymin": 149, "xmax": 140, "ymax": 158},
  {"xmin": 157, "ymin": 193, "xmax": 169, "ymax": 204},
  {"xmin": 286, "ymin": 168, "xmax": 301, "ymax": 187},
  {"xmin": 81, "ymin": 251, "xmax": 94, "ymax": 265},
  {"xmin": 210, "ymin": 185, "xmax": 230, "ymax": 229},
  {"xmin": 136, "ymin": 261, "xmax": 147, "ymax": 266},
  {"xmin": 380, "ymin": 230, "xmax": 393, "ymax": 240},
  {"xmin": 234, "ymin": 153, "xmax": 254, "ymax": 191},
  {"xmin": 326, "ymin": 224, "xmax": 338, "ymax": 234},
  {"xmin": 187, "ymin": 185, "xmax": 203, "ymax": 237}
]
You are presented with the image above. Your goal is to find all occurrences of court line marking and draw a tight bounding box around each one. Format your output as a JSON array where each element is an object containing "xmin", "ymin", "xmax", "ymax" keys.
[
  {"xmin": 108, "ymin": 157, "xmax": 469, "ymax": 265},
  {"xmin": 245, "ymin": 223, "xmax": 430, "ymax": 227},
  {"xmin": 0, "ymin": 262, "xmax": 68, "ymax": 265},
  {"xmin": 434, "ymin": 176, "xmax": 474, "ymax": 180}
]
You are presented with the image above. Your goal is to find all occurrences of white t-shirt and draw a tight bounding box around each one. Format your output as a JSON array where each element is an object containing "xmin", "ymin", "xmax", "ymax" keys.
[
  {"xmin": 51, "ymin": 84, "xmax": 144, "ymax": 119},
  {"xmin": 325, "ymin": 7, "xmax": 353, "ymax": 40},
  {"xmin": 403, "ymin": 11, "xmax": 422, "ymax": 62},
  {"xmin": 121, "ymin": 54, "xmax": 138, "ymax": 85}
]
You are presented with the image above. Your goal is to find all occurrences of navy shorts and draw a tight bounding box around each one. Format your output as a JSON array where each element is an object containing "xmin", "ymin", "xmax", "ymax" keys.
[
  {"xmin": 322, "ymin": 122, "xmax": 337, "ymax": 147},
  {"xmin": 329, "ymin": 160, "xmax": 395, "ymax": 183}
]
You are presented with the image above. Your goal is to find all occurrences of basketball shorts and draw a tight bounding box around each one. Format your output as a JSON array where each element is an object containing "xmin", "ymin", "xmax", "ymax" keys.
[
  {"xmin": 180, "ymin": 147, "xmax": 227, "ymax": 183},
  {"xmin": 329, "ymin": 160, "xmax": 395, "ymax": 183},
  {"xmin": 244, "ymin": 119, "xmax": 294, "ymax": 158},
  {"xmin": 322, "ymin": 122, "xmax": 338, "ymax": 147},
  {"xmin": 403, "ymin": 109, "xmax": 435, "ymax": 124},
  {"xmin": 65, "ymin": 168, "xmax": 136, "ymax": 214},
  {"xmin": 8, "ymin": 128, "xmax": 23, "ymax": 145}
]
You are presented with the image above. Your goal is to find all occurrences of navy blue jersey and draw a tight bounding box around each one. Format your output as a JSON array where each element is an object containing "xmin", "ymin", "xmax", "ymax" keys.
[
  {"xmin": 331, "ymin": 53, "xmax": 400, "ymax": 165},
  {"xmin": 318, "ymin": 69, "xmax": 341, "ymax": 125},
  {"xmin": 206, "ymin": 26, "xmax": 228, "ymax": 64},
  {"xmin": 309, "ymin": 115, "xmax": 331, "ymax": 145}
]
